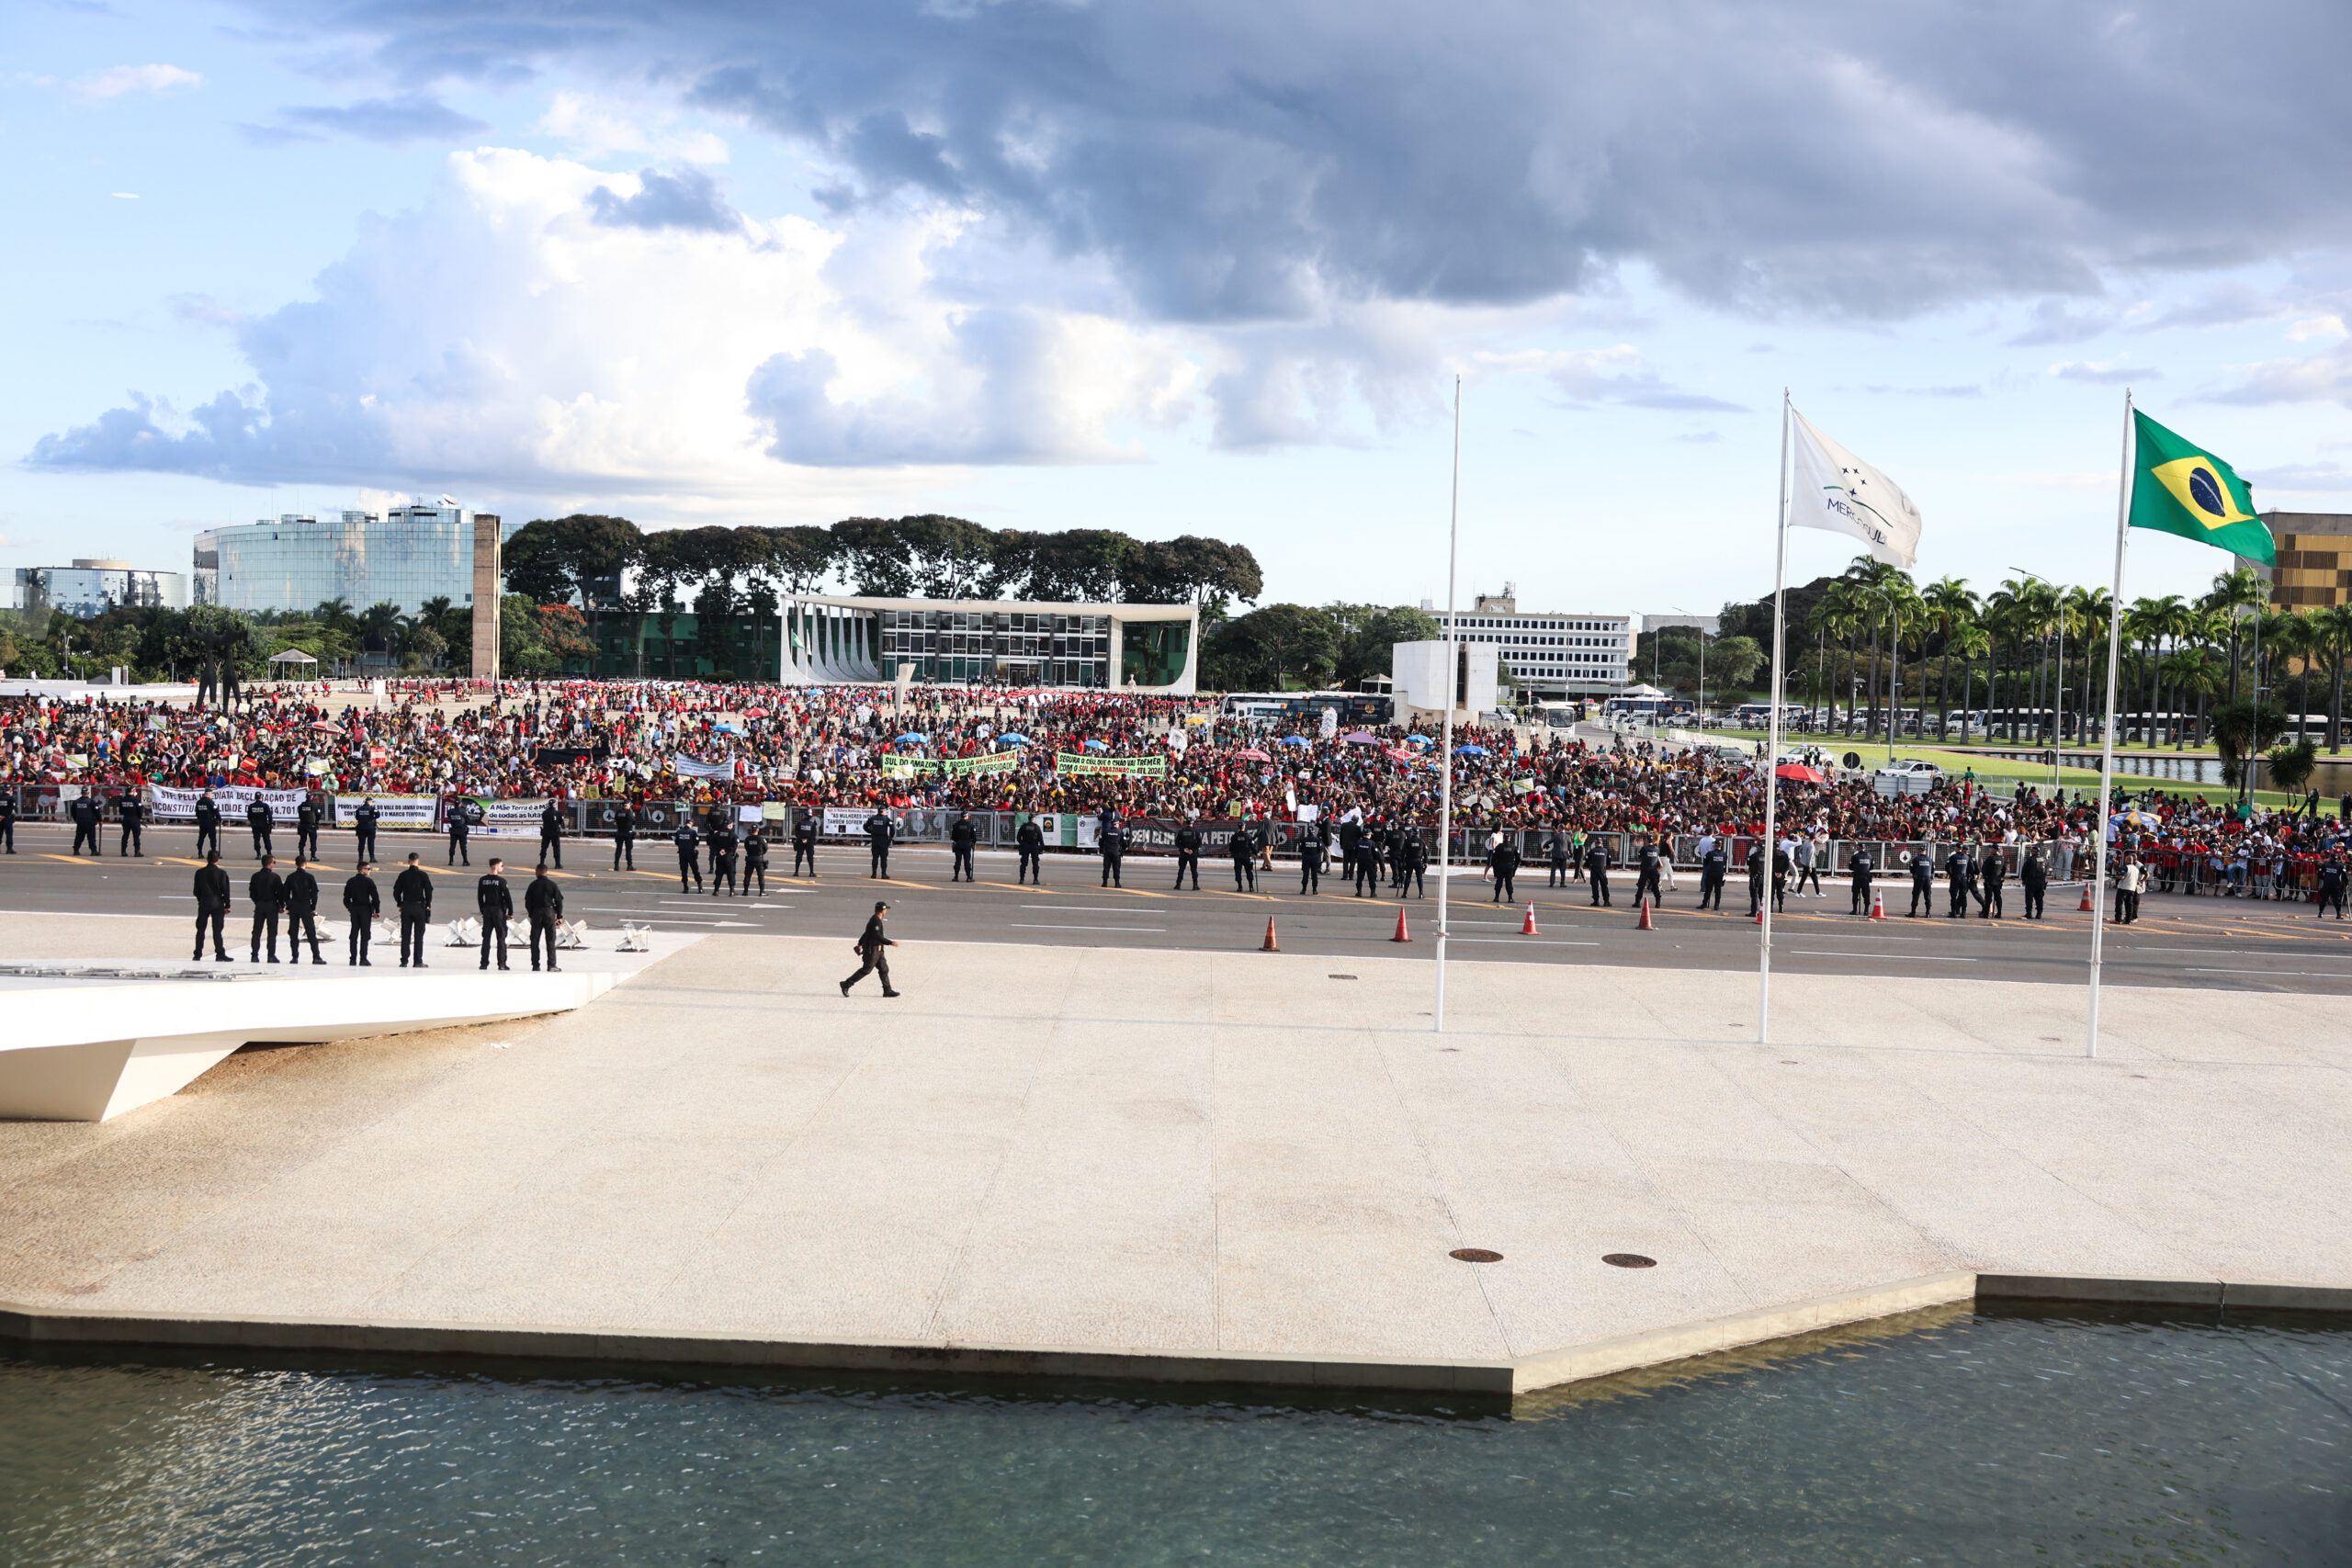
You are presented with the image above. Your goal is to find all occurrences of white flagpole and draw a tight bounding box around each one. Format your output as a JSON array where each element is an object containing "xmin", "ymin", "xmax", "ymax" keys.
[
  {"xmin": 1759, "ymin": 389, "xmax": 1792, "ymax": 1044},
  {"xmin": 1436, "ymin": 374, "xmax": 1461, "ymax": 1033},
  {"xmin": 2086, "ymin": 389, "xmax": 2133, "ymax": 1058}
]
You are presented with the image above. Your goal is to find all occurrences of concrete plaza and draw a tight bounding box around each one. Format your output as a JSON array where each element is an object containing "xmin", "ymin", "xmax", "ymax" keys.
[{"xmin": 1, "ymin": 912, "xmax": 2346, "ymax": 1393}]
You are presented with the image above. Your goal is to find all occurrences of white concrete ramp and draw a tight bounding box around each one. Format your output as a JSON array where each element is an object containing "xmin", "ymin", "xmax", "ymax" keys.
[{"xmin": 0, "ymin": 938, "xmax": 695, "ymax": 1122}]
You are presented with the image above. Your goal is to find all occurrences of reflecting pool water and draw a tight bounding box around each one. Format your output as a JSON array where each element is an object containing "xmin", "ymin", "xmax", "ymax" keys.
[{"xmin": 3, "ymin": 1307, "xmax": 2346, "ymax": 1565}]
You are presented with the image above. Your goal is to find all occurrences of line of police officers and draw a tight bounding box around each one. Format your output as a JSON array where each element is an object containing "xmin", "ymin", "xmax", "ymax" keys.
[{"xmin": 187, "ymin": 845, "xmax": 569, "ymax": 971}]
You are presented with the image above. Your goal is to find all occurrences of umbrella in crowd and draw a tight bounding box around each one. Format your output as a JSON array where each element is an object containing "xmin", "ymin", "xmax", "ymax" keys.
[
  {"xmin": 2110, "ymin": 809, "xmax": 2161, "ymax": 830},
  {"xmin": 996, "ymin": 733, "xmax": 1030, "ymax": 745},
  {"xmin": 1405, "ymin": 734, "xmax": 1434, "ymax": 748},
  {"xmin": 1775, "ymin": 762, "xmax": 1827, "ymax": 784},
  {"xmin": 894, "ymin": 732, "xmax": 929, "ymax": 744},
  {"xmin": 309, "ymin": 721, "xmax": 345, "ymax": 735},
  {"xmin": 1278, "ymin": 735, "xmax": 1311, "ymax": 747},
  {"xmin": 1342, "ymin": 730, "xmax": 1380, "ymax": 745},
  {"xmin": 1455, "ymin": 744, "xmax": 1489, "ymax": 756},
  {"xmin": 1235, "ymin": 748, "xmax": 1270, "ymax": 761},
  {"xmin": 1083, "ymin": 739, "xmax": 1110, "ymax": 750}
]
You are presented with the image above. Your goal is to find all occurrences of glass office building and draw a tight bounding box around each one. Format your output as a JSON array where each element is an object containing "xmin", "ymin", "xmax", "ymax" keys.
[
  {"xmin": 194, "ymin": 504, "xmax": 519, "ymax": 617},
  {"xmin": 784, "ymin": 596, "xmax": 1199, "ymax": 693},
  {"xmin": 9, "ymin": 560, "xmax": 187, "ymax": 619}
]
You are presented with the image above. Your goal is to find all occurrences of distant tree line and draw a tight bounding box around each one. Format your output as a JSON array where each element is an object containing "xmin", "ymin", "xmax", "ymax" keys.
[{"xmin": 500, "ymin": 513, "xmax": 1265, "ymax": 620}]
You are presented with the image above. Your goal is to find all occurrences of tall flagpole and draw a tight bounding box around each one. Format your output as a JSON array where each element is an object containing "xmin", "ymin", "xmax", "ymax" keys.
[
  {"xmin": 1435, "ymin": 374, "xmax": 1461, "ymax": 1033},
  {"xmin": 1759, "ymin": 389, "xmax": 1792, "ymax": 1044},
  {"xmin": 2086, "ymin": 389, "xmax": 2133, "ymax": 1058}
]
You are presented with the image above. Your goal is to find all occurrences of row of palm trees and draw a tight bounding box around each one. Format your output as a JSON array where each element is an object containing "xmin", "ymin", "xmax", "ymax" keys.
[{"xmin": 1796, "ymin": 558, "xmax": 2352, "ymax": 751}]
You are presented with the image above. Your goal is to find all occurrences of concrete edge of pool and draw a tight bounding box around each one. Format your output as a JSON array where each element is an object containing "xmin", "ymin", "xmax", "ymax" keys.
[{"xmin": 6, "ymin": 1271, "xmax": 2347, "ymax": 1397}]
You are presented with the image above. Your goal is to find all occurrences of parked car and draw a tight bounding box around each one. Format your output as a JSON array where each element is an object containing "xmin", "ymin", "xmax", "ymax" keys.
[{"xmin": 1871, "ymin": 758, "xmax": 1944, "ymax": 795}]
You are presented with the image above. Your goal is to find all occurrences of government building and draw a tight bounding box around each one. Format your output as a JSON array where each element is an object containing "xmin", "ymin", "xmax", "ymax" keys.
[
  {"xmin": 782, "ymin": 595, "xmax": 1200, "ymax": 693},
  {"xmin": 1435, "ymin": 589, "xmax": 1631, "ymax": 700},
  {"xmin": 194, "ymin": 502, "xmax": 520, "ymax": 617},
  {"xmin": 2254, "ymin": 512, "xmax": 2352, "ymax": 609}
]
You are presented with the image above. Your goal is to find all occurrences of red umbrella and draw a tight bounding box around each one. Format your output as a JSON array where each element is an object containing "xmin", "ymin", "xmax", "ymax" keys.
[
  {"xmin": 1234, "ymin": 748, "xmax": 1270, "ymax": 761},
  {"xmin": 310, "ymin": 720, "xmax": 346, "ymax": 735},
  {"xmin": 1775, "ymin": 762, "xmax": 1826, "ymax": 784}
]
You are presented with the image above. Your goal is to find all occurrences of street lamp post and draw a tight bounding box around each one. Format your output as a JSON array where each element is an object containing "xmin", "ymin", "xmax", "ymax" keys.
[{"xmin": 1853, "ymin": 583, "xmax": 1901, "ymax": 766}]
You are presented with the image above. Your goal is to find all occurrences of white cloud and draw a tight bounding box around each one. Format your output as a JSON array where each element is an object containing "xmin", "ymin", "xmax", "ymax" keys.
[
  {"xmin": 29, "ymin": 147, "xmax": 1196, "ymax": 501},
  {"xmin": 72, "ymin": 63, "xmax": 202, "ymax": 101},
  {"xmin": 538, "ymin": 92, "xmax": 729, "ymax": 164},
  {"xmin": 2289, "ymin": 315, "xmax": 2347, "ymax": 342}
]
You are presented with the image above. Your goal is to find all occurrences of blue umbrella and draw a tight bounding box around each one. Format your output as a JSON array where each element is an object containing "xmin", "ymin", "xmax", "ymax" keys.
[
  {"xmin": 1405, "ymin": 734, "xmax": 1434, "ymax": 748},
  {"xmin": 1083, "ymin": 739, "xmax": 1110, "ymax": 750},
  {"xmin": 1454, "ymin": 744, "xmax": 1489, "ymax": 755},
  {"xmin": 1277, "ymin": 735, "xmax": 1311, "ymax": 747},
  {"xmin": 996, "ymin": 732, "xmax": 1030, "ymax": 745},
  {"xmin": 895, "ymin": 732, "xmax": 929, "ymax": 744}
]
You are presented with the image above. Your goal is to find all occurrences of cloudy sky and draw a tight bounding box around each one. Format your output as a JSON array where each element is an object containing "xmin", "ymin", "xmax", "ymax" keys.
[{"xmin": 9, "ymin": 0, "xmax": 2352, "ymax": 613}]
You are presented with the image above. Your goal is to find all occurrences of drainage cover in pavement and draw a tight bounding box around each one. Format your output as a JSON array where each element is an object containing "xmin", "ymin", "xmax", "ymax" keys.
[
  {"xmin": 1602, "ymin": 1253, "xmax": 1657, "ymax": 1269},
  {"xmin": 1329, "ymin": 974, "xmax": 1358, "ymax": 980},
  {"xmin": 1449, "ymin": 1248, "xmax": 1504, "ymax": 1263}
]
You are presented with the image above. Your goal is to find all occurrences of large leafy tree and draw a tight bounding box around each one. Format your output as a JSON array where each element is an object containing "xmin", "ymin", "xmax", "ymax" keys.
[
  {"xmin": 1204, "ymin": 604, "xmax": 1340, "ymax": 690},
  {"xmin": 1322, "ymin": 604, "xmax": 1442, "ymax": 686},
  {"xmin": 505, "ymin": 513, "xmax": 646, "ymax": 605}
]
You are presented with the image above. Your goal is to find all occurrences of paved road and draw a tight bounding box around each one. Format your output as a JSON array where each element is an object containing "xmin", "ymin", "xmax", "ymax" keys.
[{"xmin": 2, "ymin": 822, "xmax": 2347, "ymax": 994}]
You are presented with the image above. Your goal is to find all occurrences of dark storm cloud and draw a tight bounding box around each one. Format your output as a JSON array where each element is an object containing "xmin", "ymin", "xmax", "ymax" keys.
[
  {"xmin": 586, "ymin": 165, "xmax": 745, "ymax": 233},
  {"xmin": 232, "ymin": 0, "xmax": 2352, "ymax": 322}
]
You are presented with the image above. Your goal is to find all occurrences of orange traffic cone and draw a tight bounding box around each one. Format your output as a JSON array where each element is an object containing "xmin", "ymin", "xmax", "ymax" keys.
[
  {"xmin": 1391, "ymin": 906, "xmax": 1412, "ymax": 942},
  {"xmin": 1635, "ymin": 896, "xmax": 1655, "ymax": 931},
  {"xmin": 1521, "ymin": 901, "xmax": 1540, "ymax": 935},
  {"xmin": 1868, "ymin": 887, "xmax": 1885, "ymax": 919},
  {"xmin": 1754, "ymin": 904, "xmax": 1765, "ymax": 925},
  {"xmin": 1261, "ymin": 916, "xmax": 1280, "ymax": 953},
  {"xmin": 2078, "ymin": 881, "xmax": 2095, "ymax": 912}
]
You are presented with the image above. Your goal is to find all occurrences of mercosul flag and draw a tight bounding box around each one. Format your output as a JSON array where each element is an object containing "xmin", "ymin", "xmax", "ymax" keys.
[
  {"xmin": 1789, "ymin": 410, "xmax": 1922, "ymax": 567},
  {"xmin": 2129, "ymin": 411, "xmax": 2273, "ymax": 564}
]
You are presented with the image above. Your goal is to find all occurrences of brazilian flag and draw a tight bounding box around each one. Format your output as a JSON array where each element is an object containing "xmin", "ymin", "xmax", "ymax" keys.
[{"xmin": 2130, "ymin": 410, "xmax": 2273, "ymax": 564}]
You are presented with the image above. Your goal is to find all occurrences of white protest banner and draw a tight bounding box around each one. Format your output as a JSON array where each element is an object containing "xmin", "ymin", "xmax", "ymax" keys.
[
  {"xmin": 672, "ymin": 753, "xmax": 734, "ymax": 781},
  {"xmin": 147, "ymin": 784, "xmax": 310, "ymax": 823}
]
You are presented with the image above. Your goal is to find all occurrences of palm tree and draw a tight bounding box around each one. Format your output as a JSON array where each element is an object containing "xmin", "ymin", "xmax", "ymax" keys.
[
  {"xmin": 1984, "ymin": 582, "xmax": 2031, "ymax": 741},
  {"xmin": 1920, "ymin": 576, "xmax": 1977, "ymax": 740},
  {"xmin": 1947, "ymin": 620, "xmax": 1991, "ymax": 742},
  {"xmin": 2066, "ymin": 584, "xmax": 2113, "ymax": 746},
  {"xmin": 2202, "ymin": 567, "xmax": 2268, "ymax": 704},
  {"xmin": 2270, "ymin": 610, "xmax": 2318, "ymax": 738},
  {"xmin": 1807, "ymin": 584, "xmax": 1864, "ymax": 736},
  {"xmin": 2321, "ymin": 602, "xmax": 2352, "ymax": 752}
]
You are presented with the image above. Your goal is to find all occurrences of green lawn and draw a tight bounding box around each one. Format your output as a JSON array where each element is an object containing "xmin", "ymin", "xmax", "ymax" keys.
[{"xmin": 1717, "ymin": 731, "xmax": 2310, "ymax": 809}]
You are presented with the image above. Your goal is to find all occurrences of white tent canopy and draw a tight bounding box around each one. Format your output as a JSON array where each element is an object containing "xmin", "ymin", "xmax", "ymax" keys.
[{"xmin": 267, "ymin": 649, "xmax": 319, "ymax": 664}]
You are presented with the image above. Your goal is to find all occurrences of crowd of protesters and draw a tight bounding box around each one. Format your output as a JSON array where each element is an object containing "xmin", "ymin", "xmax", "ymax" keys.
[{"xmin": 5, "ymin": 678, "xmax": 2349, "ymax": 906}]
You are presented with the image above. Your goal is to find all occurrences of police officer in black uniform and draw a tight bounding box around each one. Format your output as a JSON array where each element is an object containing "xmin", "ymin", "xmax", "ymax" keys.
[
  {"xmin": 248, "ymin": 855, "xmax": 287, "ymax": 963},
  {"xmin": 2318, "ymin": 856, "xmax": 2347, "ymax": 919},
  {"xmin": 1585, "ymin": 837, "xmax": 1612, "ymax": 906},
  {"xmin": 295, "ymin": 795, "xmax": 322, "ymax": 862},
  {"xmin": 1172, "ymin": 818, "xmax": 1203, "ymax": 889},
  {"xmin": 1771, "ymin": 840, "xmax": 1792, "ymax": 912},
  {"xmin": 351, "ymin": 796, "xmax": 381, "ymax": 863},
  {"xmin": 284, "ymin": 857, "xmax": 326, "ymax": 964},
  {"xmin": 792, "ymin": 811, "xmax": 820, "ymax": 877},
  {"xmin": 1295, "ymin": 823, "xmax": 1321, "ymax": 895},
  {"xmin": 526, "ymin": 863, "xmax": 565, "ymax": 971},
  {"xmin": 1977, "ymin": 844, "xmax": 2006, "ymax": 919},
  {"xmin": 1546, "ymin": 829, "xmax": 1572, "ymax": 888},
  {"xmin": 1397, "ymin": 833, "xmax": 1427, "ymax": 898},
  {"xmin": 1907, "ymin": 850, "xmax": 1936, "ymax": 917},
  {"xmin": 1633, "ymin": 839, "xmax": 1662, "ymax": 908},
  {"xmin": 841, "ymin": 900, "xmax": 899, "ymax": 997},
  {"xmin": 246, "ymin": 796, "xmax": 275, "ymax": 861},
  {"xmin": 0, "ymin": 788, "xmax": 17, "ymax": 853},
  {"xmin": 608, "ymin": 800, "xmax": 638, "ymax": 870},
  {"xmin": 2019, "ymin": 846, "xmax": 2048, "ymax": 920},
  {"xmin": 742, "ymin": 829, "xmax": 770, "ymax": 895},
  {"xmin": 1100, "ymin": 818, "xmax": 1128, "ymax": 887},
  {"xmin": 69, "ymin": 789, "xmax": 102, "ymax": 856},
  {"xmin": 1489, "ymin": 835, "xmax": 1521, "ymax": 904},
  {"xmin": 673, "ymin": 818, "xmax": 703, "ymax": 891},
  {"xmin": 538, "ymin": 800, "xmax": 565, "ymax": 869},
  {"xmin": 709, "ymin": 816, "xmax": 739, "ymax": 896},
  {"xmin": 1747, "ymin": 842, "xmax": 1766, "ymax": 917},
  {"xmin": 477, "ymin": 858, "xmax": 514, "ymax": 971},
  {"xmin": 114, "ymin": 788, "xmax": 145, "ymax": 857},
  {"xmin": 193, "ymin": 791, "xmax": 221, "ymax": 857},
  {"xmin": 446, "ymin": 801, "xmax": 470, "ymax": 866},
  {"xmin": 393, "ymin": 852, "xmax": 434, "ymax": 967},
  {"xmin": 193, "ymin": 849, "xmax": 232, "ymax": 960},
  {"xmin": 1336, "ymin": 817, "xmax": 1362, "ymax": 885},
  {"xmin": 1945, "ymin": 844, "xmax": 1973, "ymax": 918},
  {"xmin": 1229, "ymin": 821, "xmax": 1259, "ymax": 891},
  {"xmin": 949, "ymin": 811, "xmax": 978, "ymax": 882},
  {"xmin": 344, "ymin": 861, "xmax": 380, "ymax": 965},
  {"xmin": 1847, "ymin": 846, "xmax": 1874, "ymax": 915},
  {"xmin": 1353, "ymin": 828, "xmax": 1380, "ymax": 897},
  {"xmin": 1699, "ymin": 840, "xmax": 1728, "ymax": 910},
  {"xmin": 1016, "ymin": 816, "xmax": 1046, "ymax": 884},
  {"xmin": 864, "ymin": 808, "xmax": 895, "ymax": 878}
]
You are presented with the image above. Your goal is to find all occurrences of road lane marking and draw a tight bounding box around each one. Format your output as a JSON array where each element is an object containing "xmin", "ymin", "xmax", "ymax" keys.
[
  {"xmin": 1009, "ymin": 922, "xmax": 1167, "ymax": 932},
  {"xmin": 1789, "ymin": 951, "xmax": 1976, "ymax": 961}
]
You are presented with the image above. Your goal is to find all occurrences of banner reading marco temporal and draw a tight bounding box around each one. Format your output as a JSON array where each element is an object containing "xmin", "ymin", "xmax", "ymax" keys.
[{"xmin": 146, "ymin": 784, "xmax": 313, "ymax": 824}]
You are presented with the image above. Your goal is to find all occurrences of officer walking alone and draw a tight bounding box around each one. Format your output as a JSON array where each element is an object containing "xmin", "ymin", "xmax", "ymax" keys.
[
  {"xmin": 841, "ymin": 901, "xmax": 900, "ymax": 997},
  {"xmin": 393, "ymin": 852, "xmax": 434, "ymax": 967},
  {"xmin": 477, "ymin": 858, "xmax": 514, "ymax": 970},
  {"xmin": 343, "ymin": 861, "xmax": 380, "ymax": 966},
  {"xmin": 1229, "ymin": 821, "xmax": 1259, "ymax": 891},
  {"xmin": 0, "ymin": 789, "xmax": 17, "ymax": 854},
  {"xmin": 1847, "ymin": 846, "xmax": 1874, "ymax": 915},
  {"xmin": 1489, "ymin": 835, "xmax": 1521, "ymax": 904},
  {"xmin": 2019, "ymin": 846, "xmax": 2048, "ymax": 920},
  {"xmin": 609, "ymin": 800, "xmax": 638, "ymax": 870},
  {"xmin": 193, "ymin": 849, "xmax": 232, "ymax": 961},
  {"xmin": 1296, "ymin": 824, "xmax": 1322, "ymax": 895}
]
